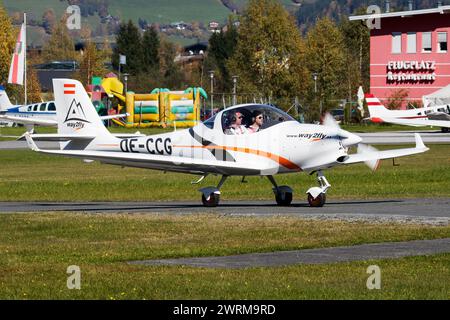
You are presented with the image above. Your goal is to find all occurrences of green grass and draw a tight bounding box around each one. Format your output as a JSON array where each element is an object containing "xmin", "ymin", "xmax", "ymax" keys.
[
  {"xmin": 0, "ymin": 213, "xmax": 449, "ymax": 299},
  {"xmin": 3, "ymin": 0, "xmax": 68, "ymax": 17},
  {"xmin": 0, "ymin": 144, "xmax": 448, "ymax": 202}
]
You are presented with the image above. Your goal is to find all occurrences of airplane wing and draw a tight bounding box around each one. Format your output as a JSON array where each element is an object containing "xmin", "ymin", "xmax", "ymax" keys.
[
  {"xmin": 24, "ymin": 134, "xmax": 265, "ymax": 175},
  {"xmin": 19, "ymin": 133, "xmax": 145, "ymax": 141},
  {"xmin": 380, "ymin": 117, "xmax": 450, "ymax": 128},
  {"xmin": 18, "ymin": 134, "xmax": 96, "ymax": 142},
  {"xmin": 0, "ymin": 115, "xmax": 57, "ymax": 126},
  {"xmin": 343, "ymin": 133, "xmax": 429, "ymax": 165}
]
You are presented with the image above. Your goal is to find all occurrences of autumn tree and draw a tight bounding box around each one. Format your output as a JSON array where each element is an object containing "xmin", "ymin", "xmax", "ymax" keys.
[
  {"xmin": 76, "ymin": 41, "xmax": 108, "ymax": 85},
  {"xmin": 228, "ymin": 0, "xmax": 309, "ymax": 109},
  {"xmin": 158, "ymin": 38, "xmax": 183, "ymax": 88},
  {"xmin": 26, "ymin": 64, "xmax": 42, "ymax": 102},
  {"xmin": 42, "ymin": 18, "xmax": 77, "ymax": 62},
  {"xmin": 0, "ymin": 4, "xmax": 22, "ymax": 102}
]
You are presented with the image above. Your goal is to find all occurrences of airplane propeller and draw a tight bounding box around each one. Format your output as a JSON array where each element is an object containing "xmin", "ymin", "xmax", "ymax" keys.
[
  {"xmin": 322, "ymin": 112, "xmax": 380, "ymax": 171},
  {"xmin": 356, "ymin": 143, "xmax": 381, "ymax": 171}
]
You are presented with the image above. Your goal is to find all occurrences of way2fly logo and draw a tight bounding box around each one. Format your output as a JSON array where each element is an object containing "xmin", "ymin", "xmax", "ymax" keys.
[{"xmin": 63, "ymin": 84, "xmax": 90, "ymax": 129}]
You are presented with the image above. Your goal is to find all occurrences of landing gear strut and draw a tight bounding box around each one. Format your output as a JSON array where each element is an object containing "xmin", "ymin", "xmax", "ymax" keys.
[
  {"xmin": 268, "ymin": 175, "xmax": 293, "ymax": 206},
  {"xmin": 306, "ymin": 171, "xmax": 330, "ymax": 207},
  {"xmin": 199, "ymin": 175, "xmax": 228, "ymax": 207}
]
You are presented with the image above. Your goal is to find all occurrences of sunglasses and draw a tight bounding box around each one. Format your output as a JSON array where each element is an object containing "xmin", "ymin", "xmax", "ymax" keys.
[
  {"xmin": 237, "ymin": 116, "xmax": 243, "ymax": 119},
  {"xmin": 256, "ymin": 116, "xmax": 263, "ymax": 119}
]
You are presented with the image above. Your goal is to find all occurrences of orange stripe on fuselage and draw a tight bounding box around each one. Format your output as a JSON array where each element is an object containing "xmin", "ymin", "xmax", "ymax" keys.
[{"xmin": 173, "ymin": 145, "xmax": 301, "ymax": 170}]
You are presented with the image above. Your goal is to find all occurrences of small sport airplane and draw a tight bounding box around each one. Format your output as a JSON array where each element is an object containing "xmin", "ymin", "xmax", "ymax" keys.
[
  {"xmin": 25, "ymin": 79, "xmax": 429, "ymax": 207},
  {"xmin": 366, "ymin": 93, "xmax": 450, "ymax": 133},
  {"xmin": 0, "ymin": 85, "xmax": 127, "ymax": 130}
]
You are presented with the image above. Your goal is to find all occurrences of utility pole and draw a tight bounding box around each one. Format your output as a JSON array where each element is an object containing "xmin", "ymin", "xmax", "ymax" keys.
[
  {"xmin": 232, "ymin": 75, "xmax": 238, "ymax": 105},
  {"xmin": 209, "ymin": 70, "xmax": 214, "ymax": 117}
]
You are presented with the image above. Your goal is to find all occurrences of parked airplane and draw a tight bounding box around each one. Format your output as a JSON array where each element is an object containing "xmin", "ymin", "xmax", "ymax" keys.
[
  {"xmin": 25, "ymin": 79, "xmax": 429, "ymax": 207},
  {"xmin": 0, "ymin": 85, "xmax": 127, "ymax": 130},
  {"xmin": 366, "ymin": 93, "xmax": 450, "ymax": 133}
]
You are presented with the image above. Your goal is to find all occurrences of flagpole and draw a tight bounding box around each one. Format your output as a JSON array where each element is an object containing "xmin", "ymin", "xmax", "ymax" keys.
[{"xmin": 24, "ymin": 12, "xmax": 27, "ymax": 106}]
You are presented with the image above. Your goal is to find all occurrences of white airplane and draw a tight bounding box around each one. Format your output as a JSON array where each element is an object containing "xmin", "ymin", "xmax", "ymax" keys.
[
  {"xmin": 0, "ymin": 85, "xmax": 128, "ymax": 130},
  {"xmin": 366, "ymin": 93, "xmax": 450, "ymax": 133},
  {"xmin": 24, "ymin": 79, "xmax": 429, "ymax": 207}
]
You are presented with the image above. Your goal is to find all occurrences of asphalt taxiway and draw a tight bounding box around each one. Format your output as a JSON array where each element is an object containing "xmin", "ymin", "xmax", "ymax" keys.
[
  {"xmin": 130, "ymin": 238, "xmax": 450, "ymax": 268},
  {"xmin": 1, "ymin": 198, "xmax": 449, "ymax": 224}
]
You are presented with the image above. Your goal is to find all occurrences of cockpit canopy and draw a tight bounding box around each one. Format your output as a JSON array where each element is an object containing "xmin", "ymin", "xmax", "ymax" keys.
[{"xmin": 203, "ymin": 104, "xmax": 295, "ymax": 133}]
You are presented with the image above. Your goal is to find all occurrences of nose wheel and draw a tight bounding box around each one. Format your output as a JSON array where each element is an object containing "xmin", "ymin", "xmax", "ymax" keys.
[
  {"xmin": 307, "ymin": 192, "xmax": 326, "ymax": 207},
  {"xmin": 202, "ymin": 193, "xmax": 220, "ymax": 207},
  {"xmin": 306, "ymin": 171, "xmax": 330, "ymax": 207}
]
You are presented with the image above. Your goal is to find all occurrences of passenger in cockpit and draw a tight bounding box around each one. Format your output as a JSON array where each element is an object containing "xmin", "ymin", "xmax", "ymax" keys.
[{"xmin": 248, "ymin": 110, "xmax": 263, "ymax": 133}]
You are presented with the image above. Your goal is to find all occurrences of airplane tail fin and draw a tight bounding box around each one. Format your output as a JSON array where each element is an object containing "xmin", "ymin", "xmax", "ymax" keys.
[
  {"xmin": 53, "ymin": 79, "xmax": 111, "ymax": 136},
  {"xmin": 0, "ymin": 86, "xmax": 13, "ymax": 111},
  {"xmin": 365, "ymin": 94, "xmax": 390, "ymax": 123}
]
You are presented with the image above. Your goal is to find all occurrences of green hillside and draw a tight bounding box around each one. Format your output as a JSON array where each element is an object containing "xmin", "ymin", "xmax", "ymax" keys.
[{"xmin": 109, "ymin": 0, "xmax": 231, "ymax": 24}]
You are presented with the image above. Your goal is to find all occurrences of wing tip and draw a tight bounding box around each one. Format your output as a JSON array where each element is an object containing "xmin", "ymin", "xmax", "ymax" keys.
[{"xmin": 414, "ymin": 133, "xmax": 427, "ymax": 150}]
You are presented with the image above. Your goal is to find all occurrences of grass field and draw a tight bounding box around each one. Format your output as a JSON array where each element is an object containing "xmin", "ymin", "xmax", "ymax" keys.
[
  {"xmin": 0, "ymin": 143, "xmax": 448, "ymax": 202},
  {"xmin": 0, "ymin": 213, "xmax": 449, "ymax": 299}
]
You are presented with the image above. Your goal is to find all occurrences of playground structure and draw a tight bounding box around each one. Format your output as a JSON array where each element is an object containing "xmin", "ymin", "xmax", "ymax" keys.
[{"xmin": 100, "ymin": 76, "xmax": 207, "ymax": 128}]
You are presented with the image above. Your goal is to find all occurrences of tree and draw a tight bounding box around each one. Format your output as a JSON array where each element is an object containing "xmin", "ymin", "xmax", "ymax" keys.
[
  {"xmin": 142, "ymin": 26, "xmax": 160, "ymax": 73},
  {"xmin": 26, "ymin": 64, "xmax": 42, "ymax": 103},
  {"xmin": 206, "ymin": 17, "xmax": 238, "ymax": 92},
  {"xmin": 0, "ymin": 4, "xmax": 16, "ymax": 86},
  {"xmin": 112, "ymin": 20, "xmax": 144, "ymax": 74},
  {"xmin": 42, "ymin": 9, "xmax": 56, "ymax": 34},
  {"xmin": 305, "ymin": 17, "xmax": 346, "ymax": 118},
  {"xmin": 76, "ymin": 41, "xmax": 108, "ymax": 85},
  {"xmin": 158, "ymin": 38, "xmax": 183, "ymax": 88},
  {"xmin": 0, "ymin": 4, "xmax": 23, "ymax": 103},
  {"xmin": 339, "ymin": 7, "xmax": 370, "ymax": 93},
  {"xmin": 228, "ymin": 0, "xmax": 309, "ymax": 108},
  {"xmin": 42, "ymin": 18, "xmax": 77, "ymax": 62}
]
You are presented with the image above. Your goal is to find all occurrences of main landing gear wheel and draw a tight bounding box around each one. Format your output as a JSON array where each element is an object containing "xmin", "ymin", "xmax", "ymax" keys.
[
  {"xmin": 199, "ymin": 175, "xmax": 228, "ymax": 207},
  {"xmin": 202, "ymin": 193, "xmax": 220, "ymax": 207},
  {"xmin": 275, "ymin": 191, "xmax": 293, "ymax": 206},
  {"xmin": 307, "ymin": 192, "xmax": 326, "ymax": 207},
  {"xmin": 267, "ymin": 176, "xmax": 293, "ymax": 206}
]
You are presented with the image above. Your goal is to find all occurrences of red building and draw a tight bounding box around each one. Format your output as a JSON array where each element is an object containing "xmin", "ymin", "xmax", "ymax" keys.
[{"xmin": 350, "ymin": 4, "xmax": 450, "ymax": 106}]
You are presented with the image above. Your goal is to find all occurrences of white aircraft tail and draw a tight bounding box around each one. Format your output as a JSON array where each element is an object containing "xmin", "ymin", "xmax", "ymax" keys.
[
  {"xmin": 365, "ymin": 94, "xmax": 391, "ymax": 122},
  {"xmin": 53, "ymin": 79, "xmax": 111, "ymax": 137},
  {"xmin": 0, "ymin": 86, "xmax": 13, "ymax": 111}
]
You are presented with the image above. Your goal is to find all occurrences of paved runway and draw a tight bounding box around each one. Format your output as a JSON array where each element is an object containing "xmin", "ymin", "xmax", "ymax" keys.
[
  {"xmin": 358, "ymin": 130, "xmax": 450, "ymax": 144},
  {"xmin": 1, "ymin": 198, "xmax": 449, "ymax": 224},
  {"xmin": 130, "ymin": 238, "xmax": 450, "ymax": 268}
]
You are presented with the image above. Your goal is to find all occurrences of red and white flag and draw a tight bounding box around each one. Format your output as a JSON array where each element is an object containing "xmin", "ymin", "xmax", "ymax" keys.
[{"xmin": 8, "ymin": 23, "xmax": 26, "ymax": 86}]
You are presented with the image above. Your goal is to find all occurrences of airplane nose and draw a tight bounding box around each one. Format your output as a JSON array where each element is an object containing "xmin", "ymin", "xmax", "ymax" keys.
[{"xmin": 341, "ymin": 131, "xmax": 362, "ymax": 147}]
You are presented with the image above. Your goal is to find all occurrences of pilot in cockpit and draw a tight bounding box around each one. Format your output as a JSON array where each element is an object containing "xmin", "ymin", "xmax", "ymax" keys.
[{"xmin": 224, "ymin": 111, "xmax": 248, "ymax": 135}]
